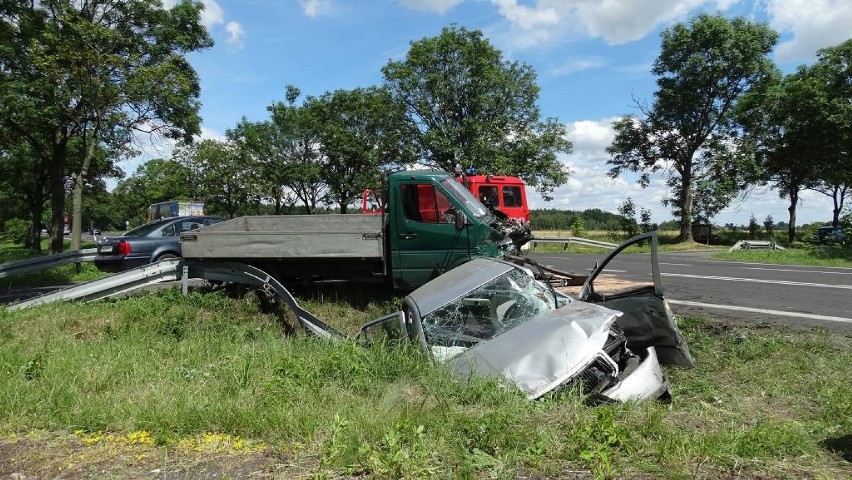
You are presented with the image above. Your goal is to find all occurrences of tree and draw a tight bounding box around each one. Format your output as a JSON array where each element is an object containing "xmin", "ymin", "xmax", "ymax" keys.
[
  {"xmin": 739, "ymin": 67, "xmax": 827, "ymax": 244},
  {"xmin": 228, "ymin": 86, "xmax": 325, "ymax": 214},
  {"xmin": 382, "ymin": 25, "xmax": 571, "ymax": 199},
  {"xmin": 808, "ymin": 40, "xmax": 852, "ymax": 227},
  {"xmin": 0, "ymin": 0, "xmax": 211, "ymax": 252},
  {"xmin": 111, "ymin": 158, "xmax": 193, "ymax": 226},
  {"xmin": 0, "ymin": 134, "xmax": 49, "ymax": 250},
  {"xmin": 640, "ymin": 208, "xmax": 654, "ymax": 233},
  {"xmin": 187, "ymin": 139, "xmax": 255, "ymax": 219},
  {"xmin": 305, "ymin": 87, "xmax": 413, "ymax": 213},
  {"xmin": 617, "ymin": 197, "xmax": 640, "ymax": 239},
  {"xmin": 748, "ymin": 214, "xmax": 760, "ymax": 239},
  {"xmin": 606, "ymin": 14, "xmax": 778, "ymax": 242},
  {"xmin": 763, "ymin": 214, "xmax": 775, "ymax": 239}
]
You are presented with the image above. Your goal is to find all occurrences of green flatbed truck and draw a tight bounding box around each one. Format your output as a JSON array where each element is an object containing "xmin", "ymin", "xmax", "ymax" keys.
[{"xmin": 180, "ymin": 171, "xmax": 531, "ymax": 290}]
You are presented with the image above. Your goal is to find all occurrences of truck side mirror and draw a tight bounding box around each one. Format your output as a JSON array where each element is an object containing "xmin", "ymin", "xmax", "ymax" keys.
[{"xmin": 455, "ymin": 210, "xmax": 466, "ymax": 231}]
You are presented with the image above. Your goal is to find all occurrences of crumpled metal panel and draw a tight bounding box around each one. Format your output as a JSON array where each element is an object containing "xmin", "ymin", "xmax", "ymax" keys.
[{"xmin": 445, "ymin": 302, "xmax": 622, "ymax": 400}]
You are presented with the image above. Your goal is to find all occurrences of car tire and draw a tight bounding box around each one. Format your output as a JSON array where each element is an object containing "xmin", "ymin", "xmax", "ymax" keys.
[{"xmin": 155, "ymin": 253, "xmax": 179, "ymax": 262}]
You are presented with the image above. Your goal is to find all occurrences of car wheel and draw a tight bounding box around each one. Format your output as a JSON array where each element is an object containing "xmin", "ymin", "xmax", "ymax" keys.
[{"xmin": 155, "ymin": 253, "xmax": 179, "ymax": 262}]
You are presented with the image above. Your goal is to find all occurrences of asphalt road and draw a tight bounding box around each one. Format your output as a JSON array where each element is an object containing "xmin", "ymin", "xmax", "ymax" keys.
[{"xmin": 527, "ymin": 250, "xmax": 852, "ymax": 331}]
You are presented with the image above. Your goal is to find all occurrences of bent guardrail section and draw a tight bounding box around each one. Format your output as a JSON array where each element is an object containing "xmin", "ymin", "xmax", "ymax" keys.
[
  {"xmin": 529, "ymin": 237, "xmax": 618, "ymax": 251},
  {"xmin": 5, "ymin": 259, "xmax": 342, "ymax": 339},
  {"xmin": 728, "ymin": 240, "xmax": 785, "ymax": 251},
  {"xmin": 0, "ymin": 248, "xmax": 98, "ymax": 279},
  {"xmin": 6, "ymin": 258, "xmax": 182, "ymax": 310}
]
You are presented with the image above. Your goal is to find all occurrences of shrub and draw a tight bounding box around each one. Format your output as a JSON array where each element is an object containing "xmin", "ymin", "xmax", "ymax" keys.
[{"xmin": 3, "ymin": 218, "xmax": 30, "ymax": 245}]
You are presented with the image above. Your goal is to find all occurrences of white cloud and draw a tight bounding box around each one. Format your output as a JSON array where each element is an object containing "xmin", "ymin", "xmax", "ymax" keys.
[
  {"xmin": 163, "ymin": 0, "xmax": 243, "ymax": 50},
  {"xmin": 764, "ymin": 0, "xmax": 852, "ymax": 61},
  {"xmin": 527, "ymin": 118, "xmax": 669, "ymax": 217},
  {"xmin": 299, "ymin": 0, "xmax": 333, "ymax": 18},
  {"xmin": 199, "ymin": 0, "xmax": 225, "ymax": 28},
  {"xmin": 550, "ymin": 57, "xmax": 606, "ymax": 76},
  {"xmin": 225, "ymin": 21, "xmax": 245, "ymax": 49},
  {"xmin": 490, "ymin": 0, "xmax": 736, "ymax": 48},
  {"xmin": 397, "ymin": 0, "xmax": 463, "ymax": 14},
  {"xmin": 492, "ymin": 0, "xmax": 560, "ymax": 30}
]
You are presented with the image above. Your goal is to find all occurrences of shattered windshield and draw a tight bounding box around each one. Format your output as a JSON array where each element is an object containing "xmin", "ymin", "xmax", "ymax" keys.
[
  {"xmin": 440, "ymin": 178, "xmax": 490, "ymax": 220},
  {"xmin": 421, "ymin": 267, "xmax": 565, "ymax": 355}
]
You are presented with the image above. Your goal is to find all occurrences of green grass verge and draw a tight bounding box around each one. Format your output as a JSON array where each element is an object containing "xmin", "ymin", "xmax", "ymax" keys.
[
  {"xmin": 712, "ymin": 246, "xmax": 852, "ymax": 268},
  {"xmin": 1, "ymin": 289, "xmax": 849, "ymax": 478},
  {"xmin": 0, "ymin": 240, "xmax": 106, "ymax": 289}
]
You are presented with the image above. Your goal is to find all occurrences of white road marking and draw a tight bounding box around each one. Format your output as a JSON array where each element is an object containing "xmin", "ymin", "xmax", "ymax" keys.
[
  {"xmin": 599, "ymin": 269, "xmax": 627, "ymax": 273},
  {"xmin": 713, "ymin": 260, "xmax": 852, "ymax": 270},
  {"xmin": 661, "ymin": 272, "xmax": 852, "ymax": 290},
  {"xmin": 741, "ymin": 267, "xmax": 852, "ymax": 275},
  {"xmin": 668, "ymin": 299, "xmax": 852, "ymax": 325},
  {"xmin": 659, "ymin": 262, "xmax": 692, "ymax": 266}
]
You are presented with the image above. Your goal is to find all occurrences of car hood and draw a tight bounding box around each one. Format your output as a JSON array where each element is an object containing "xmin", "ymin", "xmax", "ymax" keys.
[{"xmin": 445, "ymin": 301, "xmax": 621, "ymax": 400}]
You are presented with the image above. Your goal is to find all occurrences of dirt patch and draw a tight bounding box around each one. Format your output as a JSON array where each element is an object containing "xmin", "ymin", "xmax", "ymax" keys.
[
  {"xmin": 0, "ymin": 432, "xmax": 306, "ymax": 479},
  {"xmin": 559, "ymin": 274, "xmax": 650, "ymax": 297}
]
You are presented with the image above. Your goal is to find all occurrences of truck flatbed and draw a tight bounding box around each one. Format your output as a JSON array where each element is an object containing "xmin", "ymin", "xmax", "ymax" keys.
[{"xmin": 181, "ymin": 215, "xmax": 383, "ymax": 260}]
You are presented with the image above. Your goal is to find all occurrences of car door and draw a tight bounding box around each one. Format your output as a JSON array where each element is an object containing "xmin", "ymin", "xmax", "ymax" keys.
[
  {"xmin": 578, "ymin": 232, "xmax": 694, "ymax": 367},
  {"xmin": 391, "ymin": 181, "xmax": 471, "ymax": 289}
]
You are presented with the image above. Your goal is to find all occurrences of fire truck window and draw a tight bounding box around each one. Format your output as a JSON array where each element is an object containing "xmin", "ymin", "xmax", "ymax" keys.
[
  {"xmin": 479, "ymin": 186, "xmax": 499, "ymax": 207},
  {"xmin": 503, "ymin": 186, "xmax": 522, "ymax": 207},
  {"xmin": 400, "ymin": 184, "xmax": 454, "ymax": 224}
]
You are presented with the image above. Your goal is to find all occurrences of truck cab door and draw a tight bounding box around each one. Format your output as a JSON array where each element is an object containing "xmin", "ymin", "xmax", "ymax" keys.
[{"xmin": 391, "ymin": 182, "xmax": 471, "ymax": 289}]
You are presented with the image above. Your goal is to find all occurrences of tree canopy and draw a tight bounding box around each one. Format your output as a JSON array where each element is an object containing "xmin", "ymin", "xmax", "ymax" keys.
[
  {"xmin": 606, "ymin": 14, "xmax": 778, "ymax": 242},
  {"xmin": 0, "ymin": 0, "xmax": 211, "ymax": 251},
  {"xmin": 382, "ymin": 25, "xmax": 571, "ymax": 200}
]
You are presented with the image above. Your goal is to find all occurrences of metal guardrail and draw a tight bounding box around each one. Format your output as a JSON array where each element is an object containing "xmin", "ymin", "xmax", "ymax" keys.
[
  {"xmin": 6, "ymin": 258, "xmax": 182, "ymax": 309},
  {"xmin": 5, "ymin": 259, "xmax": 342, "ymax": 339},
  {"xmin": 0, "ymin": 248, "xmax": 97, "ymax": 279},
  {"xmin": 728, "ymin": 240, "xmax": 786, "ymax": 252},
  {"xmin": 529, "ymin": 237, "xmax": 618, "ymax": 251}
]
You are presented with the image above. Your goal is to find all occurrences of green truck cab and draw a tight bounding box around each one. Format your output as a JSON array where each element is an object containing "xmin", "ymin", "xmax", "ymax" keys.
[{"xmin": 180, "ymin": 170, "xmax": 531, "ymax": 290}]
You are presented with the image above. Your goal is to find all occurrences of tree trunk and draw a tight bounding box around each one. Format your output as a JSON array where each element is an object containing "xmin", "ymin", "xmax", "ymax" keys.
[
  {"xmin": 48, "ymin": 128, "xmax": 68, "ymax": 254},
  {"xmin": 787, "ymin": 188, "xmax": 798, "ymax": 245},
  {"xmin": 678, "ymin": 172, "xmax": 694, "ymax": 242},
  {"xmin": 28, "ymin": 195, "xmax": 43, "ymax": 253},
  {"xmin": 71, "ymin": 125, "xmax": 99, "ymax": 251},
  {"xmin": 832, "ymin": 185, "xmax": 841, "ymax": 227},
  {"xmin": 70, "ymin": 172, "xmax": 84, "ymax": 251},
  {"xmin": 339, "ymin": 203, "xmax": 348, "ymax": 214}
]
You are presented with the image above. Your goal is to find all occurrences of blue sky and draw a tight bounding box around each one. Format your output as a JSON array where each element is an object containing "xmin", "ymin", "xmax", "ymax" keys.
[{"xmin": 147, "ymin": 0, "xmax": 852, "ymax": 226}]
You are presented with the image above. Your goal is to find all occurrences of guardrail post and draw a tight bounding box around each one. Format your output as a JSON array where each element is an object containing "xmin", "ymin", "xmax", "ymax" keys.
[{"xmin": 181, "ymin": 264, "xmax": 189, "ymax": 295}]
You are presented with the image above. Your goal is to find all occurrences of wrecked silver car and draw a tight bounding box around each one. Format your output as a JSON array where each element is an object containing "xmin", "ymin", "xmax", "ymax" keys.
[{"xmin": 360, "ymin": 232, "xmax": 694, "ymax": 402}]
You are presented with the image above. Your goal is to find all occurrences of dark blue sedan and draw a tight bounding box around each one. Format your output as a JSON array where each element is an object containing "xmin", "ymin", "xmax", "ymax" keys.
[{"xmin": 94, "ymin": 216, "xmax": 224, "ymax": 272}]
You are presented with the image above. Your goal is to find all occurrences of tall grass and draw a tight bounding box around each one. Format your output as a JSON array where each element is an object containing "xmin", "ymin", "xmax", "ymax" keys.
[{"xmin": 1, "ymin": 289, "xmax": 849, "ymax": 478}]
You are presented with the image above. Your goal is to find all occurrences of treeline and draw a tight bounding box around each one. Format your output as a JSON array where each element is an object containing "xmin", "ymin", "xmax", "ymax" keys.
[
  {"xmin": 606, "ymin": 14, "xmax": 851, "ymax": 244},
  {"xmin": 530, "ymin": 208, "xmax": 627, "ymax": 232},
  {"xmin": 0, "ymin": 2, "xmax": 570, "ymax": 254}
]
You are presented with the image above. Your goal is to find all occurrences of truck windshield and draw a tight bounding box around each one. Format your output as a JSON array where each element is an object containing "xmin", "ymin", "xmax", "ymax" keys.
[{"xmin": 440, "ymin": 178, "xmax": 490, "ymax": 220}]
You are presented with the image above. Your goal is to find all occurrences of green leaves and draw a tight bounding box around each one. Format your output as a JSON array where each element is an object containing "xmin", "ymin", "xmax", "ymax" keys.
[
  {"xmin": 0, "ymin": 0, "xmax": 212, "ymax": 251},
  {"xmin": 607, "ymin": 14, "xmax": 779, "ymax": 242},
  {"xmin": 382, "ymin": 25, "xmax": 570, "ymax": 199},
  {"xmin": 305, "ymin": 87, "xmax": 413, "ymax": 212}
]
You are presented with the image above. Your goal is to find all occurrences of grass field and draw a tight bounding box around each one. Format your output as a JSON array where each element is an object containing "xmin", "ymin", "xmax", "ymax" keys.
[
  {"xmin": 1, "ymin": 288, "xmax": 849, "ymax": 478},
  {"xmin": 712, "ymin": 245, "xmax": 852, "ymax": 268}
]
